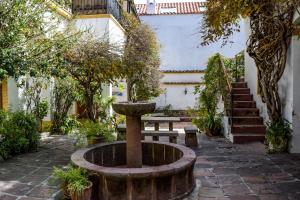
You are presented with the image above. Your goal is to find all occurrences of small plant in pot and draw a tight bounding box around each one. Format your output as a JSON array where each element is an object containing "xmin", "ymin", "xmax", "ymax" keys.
[
  {"xmin": 266, "ymin": 118, "xmax": 292, "ymax": 153},
  {"xmin": 78, "ymin": 120, "xmax": 115, "ymax": 145},
  {"xmin": 53, "ymin": 165, "xmax": 92, "ymax": 200}
]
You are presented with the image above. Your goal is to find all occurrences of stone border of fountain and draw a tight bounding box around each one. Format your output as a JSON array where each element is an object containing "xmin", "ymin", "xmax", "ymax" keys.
[{"xmin": 71, "ymin": 141, "xmax": 196, "ymax": 200}]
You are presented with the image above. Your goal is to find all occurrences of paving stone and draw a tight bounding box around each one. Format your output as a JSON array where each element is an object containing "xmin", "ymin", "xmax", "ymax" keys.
[
  {"xmin": 248, "ymin": 183, "xmax": 281, "ymax": 195},
  {"xmin": 222, "ymin": 184, "xmax": 252, "ymax": 196},
  {"xmin": 259, "ymin": 194, "xmax": 289, "ymax": 200},
  {"xmin": 199, "ymin": 177, "xmax": 219, "ymax": 188},
  {"xmin": 228, "ymin": 195, "xmax": 259, "ymax": 200},
  {"xmin": 218, "ymin": 175, "xmax": 243, "ymax": 185},
  {"xmin": 268, "ymin": 172, "xmax": 295, "ymax": 183},
  {"xmin": 0, "ymin": 193, "xmax": 17, "ymax": 200},
  {"xmin": 0, "ymin": 182, "xmax": 34, "ymax": 196},
  {"xmin": 19, "ymin": 175, "xmax": 49, "ymax": 185},
  {"xmin": 194, "ymin": 168, "xmax": 214, "ymax": 177},
  {"xmin": 242, "ymin": 176, "xmax": 268, "ymax": 184},
  {"xmin": 26, "ymin": 186, "xmax": 58, "ymax": 199},
  {"xmin": 198, "ymin": 187, "xmax": 225, "ymax": 198}
]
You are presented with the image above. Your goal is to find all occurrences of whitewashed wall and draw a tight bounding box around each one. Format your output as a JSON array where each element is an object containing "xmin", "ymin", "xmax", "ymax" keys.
[
  {"xmin": 154, "ymin": 73, "xmax": 204, "ymax": 110},
  {"xmin": 140, "ymin": 14, "xmax": 246, "ymax": 71}
]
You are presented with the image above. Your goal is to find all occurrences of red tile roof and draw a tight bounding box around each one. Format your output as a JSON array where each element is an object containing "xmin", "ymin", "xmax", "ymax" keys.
[{"xmin": 136, "ymin": 2, "xmax": 205, "ymax": 15}]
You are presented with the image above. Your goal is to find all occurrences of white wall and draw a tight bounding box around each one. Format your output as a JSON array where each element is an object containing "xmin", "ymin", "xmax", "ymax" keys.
[
  {"xmin": 154, "ymin": 73, "xmax": 204, "ymax": 110},
  {"xmin": 140, "ymin": 14, "xmax": 246, "ymax": 71},
  {"xmin": 74, "ymin": 17, "xmax": 125, "ymax": 46},
  {"xmin": 162, "ymin": 73, "xmax": 204, "ymax": 83},
  {"xmin": 155, "ymin": 84, "xmax": 200, "ymax": 110},
  {"xmin": 291, "ymin": 36, "xmax": 300, "ymax": 153}
]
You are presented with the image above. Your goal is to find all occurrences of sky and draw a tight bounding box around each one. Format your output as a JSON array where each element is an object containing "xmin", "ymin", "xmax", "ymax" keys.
[{"xmin": 134, "ymin": 0, "xmax": 206, "ymax": 4}]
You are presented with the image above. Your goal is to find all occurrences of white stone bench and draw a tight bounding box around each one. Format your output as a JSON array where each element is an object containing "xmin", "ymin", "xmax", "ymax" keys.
[{"xmin": 142, "ymin": 130, "xmax": 179, "ymax": 143}]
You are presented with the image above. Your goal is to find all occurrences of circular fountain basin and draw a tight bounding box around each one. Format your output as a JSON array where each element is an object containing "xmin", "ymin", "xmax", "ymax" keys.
[
  {"xmin": 112, "ymin": 102, "xmax": 156, "ymax": 116},
  {"xmin": 71, "ymin": 141, "xmax": 196, "ymax": 200}
]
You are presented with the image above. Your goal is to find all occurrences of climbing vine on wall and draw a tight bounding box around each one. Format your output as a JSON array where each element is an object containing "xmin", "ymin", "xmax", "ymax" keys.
[{"xmin": 201, "ymin": 0, "xmax": 300, "ymax": 122}]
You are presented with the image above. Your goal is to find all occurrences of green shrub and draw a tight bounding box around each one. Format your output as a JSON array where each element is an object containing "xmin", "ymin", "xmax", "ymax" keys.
[
  {"xmin": 78, "ymin": 120, "xmax": 115, "ymax": 142},
  {"xmin": 266, "ymin": 118, "xmax": 292, "ymax": 153},
  {"xmin": 193, "ymin": 113, "xmax": 222, "ymax": 136},
  {"xmin": 0, "ymin": 110, "xmax": 39, "ymax": 160}
]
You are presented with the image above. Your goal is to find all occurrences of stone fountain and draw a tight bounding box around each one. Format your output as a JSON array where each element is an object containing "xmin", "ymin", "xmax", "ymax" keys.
[{"xmin": 71, "ymin": 102, "xmax": 196, "ymax": 200}]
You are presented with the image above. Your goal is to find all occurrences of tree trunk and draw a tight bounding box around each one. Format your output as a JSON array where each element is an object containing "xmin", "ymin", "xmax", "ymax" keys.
[{"xmin": 85, "ymin": 93, "xmax": 96, "ymax": 122}]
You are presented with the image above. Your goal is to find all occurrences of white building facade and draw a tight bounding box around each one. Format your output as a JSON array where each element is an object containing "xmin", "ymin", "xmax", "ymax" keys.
[{"xmin": 136, "ymin": 1, "xmax": 246, "ymax": 110}]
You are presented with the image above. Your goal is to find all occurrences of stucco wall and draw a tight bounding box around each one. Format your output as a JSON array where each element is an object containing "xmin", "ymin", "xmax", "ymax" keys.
[
  {"xmin": 161, "ymin": 73, "xmax": 204, "ymax": 83},
  {"xmin": 153, "ymin": 72, "xmax": 203, "ymax": 110},
  {"xmin": 155, "ymin": 83, "xmax": 200, "ymax": 110},
  {"xmin": 291, "ymin": 36, "xmax": 300, "ymax": 153},
  {"xmin": 74, "ymin": 16, "xmax": 125, "ymax": 46},
  {"xmin": 140, "ymin": 14, "xmax": 246, "ymax": 71}
]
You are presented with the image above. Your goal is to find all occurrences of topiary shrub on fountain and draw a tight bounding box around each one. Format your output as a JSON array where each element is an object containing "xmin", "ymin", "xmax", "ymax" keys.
[{"xmin": 266, "ymin": 118, "xmax": 292, "ymax": 153}]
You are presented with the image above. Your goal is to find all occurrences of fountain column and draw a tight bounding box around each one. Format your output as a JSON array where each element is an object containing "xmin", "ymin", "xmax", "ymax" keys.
[
  {"xmin": 112, "ymin": 102, "xmax": 156, "ymax": 168},
  {"xmin": 126, "ymin": 115, "xmax": 142, "ymax": 168}
]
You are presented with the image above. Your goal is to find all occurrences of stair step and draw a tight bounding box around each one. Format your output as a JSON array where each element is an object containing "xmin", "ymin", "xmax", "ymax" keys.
[
  {"xmin": 232, "ymin": 134, "xmax": 265, "ymax": 144},
  {"xmin": 233, "ymin": 101, "xmax": 256, "ymax": 108},
  {"xmin": 237, "ymin": 78, "xmax": 245, "ymax": 82},
  {"xmin": 232, "ymin": 88, "xmax": 250, "ymax": 94},
  {"xmin": 232, "ymin": 82, "xmax": 247, "ymax": 88},
  {"xmin": 233, "ymin": 108, "xmax": 259, "ymax": 116},
  {"xmin": 232, "ymin": 117, "xmax": 263, "ymax": 125},
  {"xmin": 231, "ymin": 125, "xmax": 266, "ymax": 134},
  {"xmin": 233, "ymin": 94, "xmax": 253, "ymax": 101}
]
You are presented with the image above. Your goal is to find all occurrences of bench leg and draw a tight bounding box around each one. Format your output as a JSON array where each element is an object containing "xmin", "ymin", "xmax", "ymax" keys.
[
  {"xmin": 185, "ymin": 132, "xmax": 198, "ymax": 147},
  {"xmin": 169, "ymin": 122, "xmax": 173, "ymax": 131},
  {"xmin": 169, "ymin": 136, "xmax": 177, "ymax": 144},
  {"xmin": 141, "ymin": 122, "xmax": 145, "ymax": 140},
  {"xmin": 153, "ymin": 122, "xmax": 159, "ymax": 141}
]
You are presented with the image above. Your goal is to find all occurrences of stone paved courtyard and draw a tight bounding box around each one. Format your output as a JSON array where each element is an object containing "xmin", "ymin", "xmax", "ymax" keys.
[{"xmin": 1, "ymin": 131, "xmax": 300, "ymax": 200}]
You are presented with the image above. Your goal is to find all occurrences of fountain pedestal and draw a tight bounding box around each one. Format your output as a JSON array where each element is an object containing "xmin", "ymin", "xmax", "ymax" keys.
[
  {"xmin": 126, "ymin": 116, "xmax": 142, "ymax": 167},
  {"xmin": 112, "ymin": 102, "xmax": 156, "ymax": 168}
]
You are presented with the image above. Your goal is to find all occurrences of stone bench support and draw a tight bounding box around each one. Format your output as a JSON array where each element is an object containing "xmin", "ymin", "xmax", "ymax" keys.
[{"xmin": 184, "ymin": 126, "xmax": 198, "ymax": 147}]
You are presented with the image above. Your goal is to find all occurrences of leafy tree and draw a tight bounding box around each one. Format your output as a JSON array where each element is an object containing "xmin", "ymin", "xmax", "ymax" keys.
[
  {"xmin": 64, "ymin": 38, "xmax": 123, "ymax": 121},
  {"xmin": 0, "ymin": 0, "xmax": 77, "ymax": 81},
  {"xmin": 121, "ymin": 13, "xmax": 161, "ymax": 102},
  {"xmin": 201, "ymin": 0, "xmax": 299, "ymax": 122},
  {"xmin": 51, "ymin": 76, "xmax": 78, "ymax": 134}
]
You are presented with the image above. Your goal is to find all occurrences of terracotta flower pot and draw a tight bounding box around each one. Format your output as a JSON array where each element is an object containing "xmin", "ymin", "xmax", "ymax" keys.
[{"xmin": 70, "ymin": 181, "xmax": 92, "ymax": 200}]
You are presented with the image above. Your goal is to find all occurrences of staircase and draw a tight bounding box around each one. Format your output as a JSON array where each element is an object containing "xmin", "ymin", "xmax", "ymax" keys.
[{"xmin": 229, "ymin": 79, "xmax": 266, "ymax": 144}]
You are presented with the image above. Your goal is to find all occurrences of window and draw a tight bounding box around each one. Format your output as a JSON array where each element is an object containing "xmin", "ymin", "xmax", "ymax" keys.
[{"xmin": 160, "ymin": 7, "xmax": 177, "ymax": 14}]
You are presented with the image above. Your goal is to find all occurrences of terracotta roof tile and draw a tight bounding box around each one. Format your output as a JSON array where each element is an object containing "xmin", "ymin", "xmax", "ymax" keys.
[{"xmin": 136, "ymin": 2, "xmax": 205, "ymax": 15}]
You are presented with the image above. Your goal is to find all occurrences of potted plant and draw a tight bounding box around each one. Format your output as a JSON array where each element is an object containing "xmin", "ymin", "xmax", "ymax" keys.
[
  {"xmin": 79, "ymin": 120, "xmax": 115, "ymax": 145},
  {"xmin": 266, "ymin": 118, "xmax": 292, "ymax": 153},
  {"xmin": 53, "ymin": 166, "xmax": 92, "ymax": 200}
]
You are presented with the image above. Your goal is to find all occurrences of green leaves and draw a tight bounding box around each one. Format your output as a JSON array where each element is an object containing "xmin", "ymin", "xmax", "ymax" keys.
[
  {"xmin": 266, "ymin": 118, "xmax": 292, "ymax": 153},
  {"xmin": 121, "ymin": 13, "xmax": 161, "ymax": 101},
  {"xmin": 0, "ymin": 110, "xmax": 39, "ymax": 160}
]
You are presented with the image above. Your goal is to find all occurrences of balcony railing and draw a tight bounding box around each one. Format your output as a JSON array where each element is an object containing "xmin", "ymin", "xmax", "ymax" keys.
[{"xmin": 72, "ymin": 0, "xmax": 123, "ymax": 21}]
